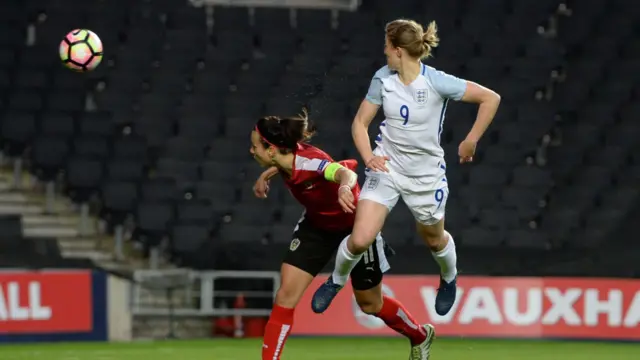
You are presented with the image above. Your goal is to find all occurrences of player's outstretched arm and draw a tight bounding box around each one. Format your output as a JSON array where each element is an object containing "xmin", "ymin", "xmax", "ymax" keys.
[
  {"xmin": 260, "ymin": 166, "xmax": 280, "ymax": 181},
  {"xmin": 426, "ymin": 67, "xmax": 501, "ymax": 163},
  {"xmin": 460, "ymin": 82, "xmax": 501, "ymax": 143},
  {"xmin": 253, "ymin": 166, "xmax": 279, "ymax": 199},
  {"xmin": 458, "ymin": 82, "xmax": 501, "ymax": 163}
]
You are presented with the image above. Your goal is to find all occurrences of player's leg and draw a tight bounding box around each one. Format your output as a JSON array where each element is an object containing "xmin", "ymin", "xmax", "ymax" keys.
[
  {"xmin": 333, "ymin": 199, "xmax": 388, "ymax": 284},
  {"xmin": 262, "ymin": 220, "xmax": 333, "ymax": 360},
  {"xmin": 337, "ymin": 170, "xmax": 401, "ymax": 280},
  {"xmin": 263, "ymin": 263, "xmax": 313, "ymax": 360},
  {"xmin": 404, "ymin": 176, "xmax": 458, "ymax": 316},
  {"xmin": 351, "ymin": 235, "xmax": 435, "ymax": 360},
  {"xmin": 311, "ymin": 171, "xmax": 400, "ymax": 313},
  {"xmin": 417, "ymin": 219, "xmax": 457, "ymax": 315},
  {"xmin": 355, "ymin": 285, "xmax": 435, "ymax": 360}
]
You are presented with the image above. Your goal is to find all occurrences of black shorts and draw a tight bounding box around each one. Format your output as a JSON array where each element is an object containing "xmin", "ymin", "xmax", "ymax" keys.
[{"xmin": 283, "ymin": 218, "xmax": 391, "ymax": 291}]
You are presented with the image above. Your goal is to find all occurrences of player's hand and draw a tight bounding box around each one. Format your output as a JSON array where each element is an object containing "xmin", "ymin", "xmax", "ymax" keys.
[
  {"xmin": 365, "ymin": 156, "xmax": 390, "ymax": 172},
  {"xmin": 337, "ymin": 185, "xmax": 356, "ymax": 213},
  {"xmin": 458, "ymin": 139, "xmax": 477, "ymax": 164},
  {"xmin": 253, "ymin": 176, "xmax": 270, "ymax": 199}
]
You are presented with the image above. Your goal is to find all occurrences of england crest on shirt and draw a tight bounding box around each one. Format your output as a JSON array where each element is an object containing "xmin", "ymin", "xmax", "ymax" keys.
[{"xmin": 414, "ymin": 88, "xmax": 428, "ymax": 106}]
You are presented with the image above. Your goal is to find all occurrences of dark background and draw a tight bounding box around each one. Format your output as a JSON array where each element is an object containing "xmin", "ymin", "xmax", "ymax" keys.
[{"xmin": 0, "ymin": 0, "xmax": 638, "ymax": 281}]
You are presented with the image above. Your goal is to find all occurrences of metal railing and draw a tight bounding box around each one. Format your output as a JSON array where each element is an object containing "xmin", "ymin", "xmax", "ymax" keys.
[{"xmin": 131, "ymin": 269, "xmax": 280, "ymax": 316}]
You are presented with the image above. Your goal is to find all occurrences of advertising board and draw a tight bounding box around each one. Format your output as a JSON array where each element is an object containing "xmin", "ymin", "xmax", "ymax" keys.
[
  {"xmin": 0, "ymin": 270, "xmax": 107, "ymax": 342},
  {"xmin": 293, "ymin": 275, "xmax": 640, "ymax": 340}
]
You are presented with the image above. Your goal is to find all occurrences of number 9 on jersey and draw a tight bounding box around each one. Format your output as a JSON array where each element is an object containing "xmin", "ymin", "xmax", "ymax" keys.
[{"xmin": 400, "ymin": 105, "xmax": 409, "ymax": 125}]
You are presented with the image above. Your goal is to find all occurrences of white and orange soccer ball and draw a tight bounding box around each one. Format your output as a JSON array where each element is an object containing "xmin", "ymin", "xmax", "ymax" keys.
[{"xmin": 59, "ymin": 29, "xmax": 103, "ymax": 72}]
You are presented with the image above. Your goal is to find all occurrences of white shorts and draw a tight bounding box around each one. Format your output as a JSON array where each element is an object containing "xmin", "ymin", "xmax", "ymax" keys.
[{"xmin": 359, "ymin": 167, "xmax": 449, "ymax": 225}]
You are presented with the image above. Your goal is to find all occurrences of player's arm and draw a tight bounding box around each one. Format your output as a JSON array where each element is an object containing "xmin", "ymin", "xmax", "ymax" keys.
[
  {"xmin": 322, "ymin": 160, "xmax": 358, "ymax": 213},
  {"xmin": 352, "ymin": 100, "xmax": 380, "ymax": 165},
  {"xmin": 253, "ymin": 166, "xmax": 279, "ymax": 199},
  {"xmin": 459, "ymin": 82, "xmax": 501, "ymax": 143},
  {"xmin": 323, "ymin": 162, "xmax": 358, "ymax": 189},
  {"xmin": 353, "ymin": 72, "xmax": 383, "ymax": 166},
  {"xmin": 427, "ymin": 67, "xmax": 500, "ymax": 143},
  {"xmin": 259, "ymin": 166, "xmax": 280, "ymax": 181}
]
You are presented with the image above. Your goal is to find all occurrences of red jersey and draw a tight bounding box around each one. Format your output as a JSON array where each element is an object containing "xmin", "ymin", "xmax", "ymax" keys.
[{"xmin": 282, "ymin": 143, "xmax": 360, "ymax": 232}]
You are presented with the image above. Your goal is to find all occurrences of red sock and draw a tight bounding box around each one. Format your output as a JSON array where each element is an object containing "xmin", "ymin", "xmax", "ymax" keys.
[
  {"xmin": 262, "ymin": 304, "xmax": 294, "ymax": 360},
  {"xmin": 376, "ymin": 296, "xmax": 427, "ymax": 345}
]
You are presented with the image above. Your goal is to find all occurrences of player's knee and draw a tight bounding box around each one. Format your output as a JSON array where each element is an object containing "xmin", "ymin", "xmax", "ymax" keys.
[
  {"xmin": 348, "ymin": 239, "xmax": 370, "ymax": 254},
  {"xmin": 356, "ymin": 298, "xmax": 383, "ymax": 315},
  {"xmin": 423, "ymin": 233, "xmax": 448, "ymax": 251},
  {"xmin": 354, "ymin": 288, "xmax": 383, "ymax": 315},
  {"xmin": 424, "ymin": 234, "xmax": 446, "ymax": 251},
  {"xmin": 274, "ymin": 286, "xmax": 301, "ymax": 308},
  {"xmin": 347, "ymin": 232, "xmax": 376, "ymax": 254},
  {"xmin": 417, "ymin": 224, "xmax": 447, "ymax": 251}
]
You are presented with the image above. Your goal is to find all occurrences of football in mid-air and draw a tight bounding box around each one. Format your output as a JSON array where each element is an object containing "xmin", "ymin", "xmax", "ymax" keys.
[{"xmin": 59, "ymin": 29, "xmax": 103, "ymax": 72}]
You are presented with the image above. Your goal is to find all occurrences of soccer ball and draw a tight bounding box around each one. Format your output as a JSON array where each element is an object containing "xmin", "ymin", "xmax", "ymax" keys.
[{"xmin": 59, "ymin": 29, "xmax": 103, "ymax": 72}]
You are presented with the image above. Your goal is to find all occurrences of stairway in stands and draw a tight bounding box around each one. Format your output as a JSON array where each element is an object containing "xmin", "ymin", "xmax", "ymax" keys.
[
  {"xmin": 0, "ymin": 161, "xmax": 171, "ymax": 273},
  {"xmin": 0, "ymin": 161, "xmax": 197, "ymax": 338}
]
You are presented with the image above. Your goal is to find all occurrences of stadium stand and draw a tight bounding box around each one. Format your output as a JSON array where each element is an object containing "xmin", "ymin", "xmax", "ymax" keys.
[
  {"xmin": 0, "ymin": 0, "xmax": 637, "ymax": 281},
  {"xmin": 0, "ymin": 213, "xmax": 93, "ymax": 268}
]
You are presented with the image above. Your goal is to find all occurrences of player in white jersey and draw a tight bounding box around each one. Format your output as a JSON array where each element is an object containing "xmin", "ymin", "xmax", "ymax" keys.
[{"xmin": 312, "ymin": 19, "xmax": 501, "ymax": 328}]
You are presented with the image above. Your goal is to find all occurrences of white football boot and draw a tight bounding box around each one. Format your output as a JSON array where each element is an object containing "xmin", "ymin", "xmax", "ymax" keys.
[{"xmin": 410, "ymin": 324, "xmax": 436, "ymax": 360}]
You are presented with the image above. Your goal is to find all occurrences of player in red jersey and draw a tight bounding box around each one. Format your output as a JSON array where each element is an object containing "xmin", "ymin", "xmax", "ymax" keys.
[{"xmin": 250, "ymin": 110, "xmax": 435, "ymax": 360}]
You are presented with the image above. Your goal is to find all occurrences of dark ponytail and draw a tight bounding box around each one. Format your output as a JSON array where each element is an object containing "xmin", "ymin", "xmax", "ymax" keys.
[{"xmin": 255, "ymin": 108, "xmax": 316, "ymax": 153}]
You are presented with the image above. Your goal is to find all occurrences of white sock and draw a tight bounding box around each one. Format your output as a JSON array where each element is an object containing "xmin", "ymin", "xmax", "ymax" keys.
[
  {"xmin": 331, "ymin": 236, "xmax": 363, "ymax": 286},
  {"xmin": 431, "ymin": 231, "xmax": 458, "ymax": 283}
]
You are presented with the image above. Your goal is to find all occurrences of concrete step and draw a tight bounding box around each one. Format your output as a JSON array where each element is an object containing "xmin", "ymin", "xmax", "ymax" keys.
[
  {"xmin": 61, "ymin": 249, "xmax": 114, "ymax": 262},
  {"xmin": 0, "ymin": 187, "xmax": 79, "ymax": 213},
  {"xmin": 0, "ymin": 202, "xmax": 43, "ymax": 215},
  {"xmin": 24, "ymin": 226, "xmax": 80, "ymax": 238},
  {"xmin": 99, "ymin": 262, "xmax": 153, "ymax": 275},
  {"xmin": 99, "ymin": 261, "xmax": 132, "ymax": 272},
  {"xmin": 22, "ymin": 214, "xmax": 78, "ymax": 226},
  {"xmin": 58, "ymin": 238, "xmax": 98, "ymax": 250},
  {"xmin": 0, "ymin": 191, "xmax": 28, "ymax": 203},
  {"xmin": 0, "ymin": 180, "xmax": 11, "ymax": 192}
]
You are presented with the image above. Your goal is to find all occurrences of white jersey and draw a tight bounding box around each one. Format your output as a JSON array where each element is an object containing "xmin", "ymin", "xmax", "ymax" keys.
[{"xmin": 365, "ymin": 63, "xmax": 467, "ymax": 177}]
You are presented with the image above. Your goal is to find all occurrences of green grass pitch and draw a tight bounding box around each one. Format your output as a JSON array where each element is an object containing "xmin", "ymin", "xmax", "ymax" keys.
[{"xmin": 2, "ymin": 338, "xmax": 639, "ymax": 360}]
